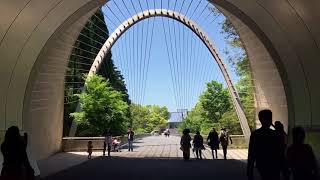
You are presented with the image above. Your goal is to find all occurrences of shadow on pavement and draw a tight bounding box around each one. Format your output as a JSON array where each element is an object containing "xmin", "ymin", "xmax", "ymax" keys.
[{"xmin": 43, "ymin": 156, "xmax": 259, "ymax": 180}]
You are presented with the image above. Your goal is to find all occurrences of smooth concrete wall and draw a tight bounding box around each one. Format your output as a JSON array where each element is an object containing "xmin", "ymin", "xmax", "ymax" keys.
[
  {"xmin": 23, "ymin": 8, "xmax": 99, "ymax": 160},
  {"xmin": 0, "ymin": 0, "xmax": 106, "ymax": 160},
  {"xmin": 1, "ymin": 0, "xmax": 320, "ymax": 161},
  {"xmin": 220, "ymin": 8, "xmax": 288, "ymax": 131},
  {"xmin": 212, "ymin": 0, "xmax": 320, "ymax": 129}
]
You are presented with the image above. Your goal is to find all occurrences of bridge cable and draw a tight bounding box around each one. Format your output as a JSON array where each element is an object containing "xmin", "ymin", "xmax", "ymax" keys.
[
  {"xmin": 131, "ymin": 24, "xmax": 138, "ymax": 103},
  {"xmin": 140, "ymin": 2, "xmax": 151, "ymax": 104},
  {"xmin": 181, "ymin": 24, "xmax": 188, "ymax": 109},
  {"xmin": 177, "ymin": 19, "xmax": 185, "ymax": 109},
  {"xmin": 184, "ymin": 0, "xmax": 193, "ymax": 16},
  {"xmin": 97, "ymin": 13, "xmax": 118, "ymax": 30},
  {"xmin": 179, "ymin": 0, "xmax": 186, "ymax": 13},
  {"xmin": 161, "ymin": 16, "xmax": 179, "ymax": 110},
  {"xmin": 190, "ymin": 0, "xmax": 202, "ymax": 19},
  {"xmin": 142, "ymin": 17, "xmax": 155, "ymax": 103},
  {"xmin": 120, "ymin": 0, "xmax": 132, "ymax": 16},
  {"xmin": 137, "ymin": 0, "xmax": 144, "ymax": 12},
  {"xmin": 186, "ymin": 29, "xmax": 195, "ymax": 108},
  {"xmin": 169, "ymin": 1, "xmax": 183, "ymax": 109},
  {"xmin": 187, "ymin": 26, "xmax": 198, "ymax": 109},
  {"xmin": 192, "ymin": 2, "xmax": 209, "ymax": 31},
  {"xmin": 191, "ymin": 29, "xmax": 202, "ymax": 108},
  {"xmin": 112, "ymin": 0, "xmax": 127, "ymax": 20},
  {"xmin": 165, "ymin": 12, "xmax": 181, "ymax": 109},
  {"xmin": 138, "ymin": 19, "xmax": 146, "ymax": 104},
  {"xmin": 136, "ymin": 21, "xmax": 143, "ymax": 104},
  {"xmin": 139, "ymin": 19, "xmax": 149, "ymax": 104},
  {"xmin": 130, "ymin": 0, "xmax": 138, "ymax": 14},
  {"xmin": 104, "ymin": 3, "xmax": 123, "ymax": 25}
]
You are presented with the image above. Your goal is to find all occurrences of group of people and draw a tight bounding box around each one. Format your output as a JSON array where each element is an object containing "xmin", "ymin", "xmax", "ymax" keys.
[
  {"xmin": 247, "ymin": 109, "xmax": 318, "ymax": 180},
  {"xmin": 180, "ymin": 127, "xmax": 232, "ymax": 160},
  {"xmin": 164, "ymin": 129, "xmax": 171, "ymax": 137},
  {"xmin": 0, "ymin": 110, "xmax": 318, "ymax": 180},
  {"xmin": 180, "ymin": 109, "xmax": 318, "ymax": 180},
  {"xmin": 87, "ymin": 128, "xmax": 135, "ymax": 159}
]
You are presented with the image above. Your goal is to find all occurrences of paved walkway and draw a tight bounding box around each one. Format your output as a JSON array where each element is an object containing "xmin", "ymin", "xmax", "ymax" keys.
[
  {"xmin": 105, "ymin": 135, "xmax": 248, "ymax": 160},
  {"xmin": 42, "ymin": 135, "xmax": 254, "ymax": 180}
]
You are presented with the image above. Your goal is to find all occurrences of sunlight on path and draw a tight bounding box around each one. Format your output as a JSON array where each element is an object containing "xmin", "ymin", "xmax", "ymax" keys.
[{"xmin": 39, "ymin": 135, "xmax": 248, "ymax": 178}]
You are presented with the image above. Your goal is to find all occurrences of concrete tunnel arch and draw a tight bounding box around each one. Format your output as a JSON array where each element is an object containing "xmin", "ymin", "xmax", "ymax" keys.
[{"xmin": 3, "ymin": 0, "xmax": 320, "ymax": 161}]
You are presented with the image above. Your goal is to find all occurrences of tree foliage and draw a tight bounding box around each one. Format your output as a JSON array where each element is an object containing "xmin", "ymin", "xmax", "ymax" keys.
[
  {"xmin": 131, "ymin": 104, "xmax": 169, "ymax": 134},
  {"xmin": 219, "ymin": 10, "xmax": 256, "ymax": 131},
  {"xmin": 64, "ymin": 9, "xmax": 130, "ymax": 136},
  {"xmin": 199, "ymin": 81, "xmax": 231, "ymax": 123},
  {"xmin": 70, "ymin": 75, "xmax": 129, "ymax": 136},
  {"xmin": 179, "ymin": 80, "xmax": 242, "ymax": 135}
]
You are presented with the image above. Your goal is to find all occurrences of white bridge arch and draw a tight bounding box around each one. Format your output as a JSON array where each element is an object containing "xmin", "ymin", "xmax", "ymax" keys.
[{"xmin": 87, "ymin": 9, "xmax": 251, "ymax": 139}]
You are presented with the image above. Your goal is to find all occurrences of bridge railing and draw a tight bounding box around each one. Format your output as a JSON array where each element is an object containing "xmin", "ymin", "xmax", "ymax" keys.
[{"xmin": 62, "ymin": 134, "xmax": 149, "ymax": 152}]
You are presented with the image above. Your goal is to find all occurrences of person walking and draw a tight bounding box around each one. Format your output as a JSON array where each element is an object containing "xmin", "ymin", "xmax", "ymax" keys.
[
  {"xmin": 207, "ymin": 128, "xmax": 219, "ymax": 159},
  {"xmin": 87, "ymin": 141, "xmax": 93, "ymax": 159},
  {"xmin": 287, "ymin": 127, "xmax": 318, "ymax": 180},
  {"xmin": 193, "ymin": 131, "xmax": 205, "ymax": 160},
  {"xmin": 247, "ymin": 109, "xmax": 283, "ymax": 180},
  {"xmin": 166, "ymin": 129, "xmax": 170, "ymax": 137},
  {"xmin": 103, "ymin": 130, "xmax": 112, "ymax": 157},
  {"xmin": 127, "ymin": 128, "xmax": 134, "ymax": 152},
  {"xmin": 180, "ymin": 129, "xmax": 192, "ymax": 160},
  {"xmin": 219, "ymin": 127, "xmax": 232, "ymax": 160},
  {"xmin": 274, "ymin": 121, "xmax": 290, "ymax": 180}
]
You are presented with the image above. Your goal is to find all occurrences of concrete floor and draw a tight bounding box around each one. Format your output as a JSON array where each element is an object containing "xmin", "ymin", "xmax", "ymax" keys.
[{"xmin": 41, "ymin": 136, "xmax": 253, "ymax": 180}]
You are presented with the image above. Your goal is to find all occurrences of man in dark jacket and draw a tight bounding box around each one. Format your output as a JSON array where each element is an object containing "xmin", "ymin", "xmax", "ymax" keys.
[
  {"xmin": 247, "ymin": 109, "xmax": 283, "ymax": 180},
  {"xmin": 207, "ymin": 128, "xmax": 219, "ymax": 159},
  {"xmin": 127, "ymin": 128, "xmax": 134, "ymax": 152}
]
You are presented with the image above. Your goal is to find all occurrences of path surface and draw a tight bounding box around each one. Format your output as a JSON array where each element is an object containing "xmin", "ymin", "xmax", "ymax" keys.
[
  {"xmin": 109, "ymin": 135, "xmax": 248, "ymax": 160},
  {"xmin": 42, "ymin": 135, "xmax": 256, "ymax": 180}
]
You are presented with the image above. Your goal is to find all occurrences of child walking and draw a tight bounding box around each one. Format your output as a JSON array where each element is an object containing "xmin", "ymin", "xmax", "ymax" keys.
[{"xmin": 87, "ymin": 141, "xmax": 93, "ymax": 159}]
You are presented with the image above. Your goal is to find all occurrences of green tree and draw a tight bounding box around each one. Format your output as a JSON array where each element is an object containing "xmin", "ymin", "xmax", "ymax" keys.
[
  {"xmin": 235, "ymin": 57, "xmax": 255, "ymax": 130},
  {"xmin": 70, "ymin": 75, "xmax": 129, "ymax": 136},
  {"xmin": 148, "ymin": 105, "xmax": 169, "ymax": 131},
  {"xmin": 218, "ymin": 9, "xmax": 256, "ymax": 131},
  {"xmin": 64, "ymin": 9, "xmax": 130, "ymax": 136},
  {"xmin": 219, "ymin": 110, "xmax": 242, "ymax": 135},
  {"xmin": 179, "ymin": 80, "xmax": 242, "ymax": 135},
  {"xmin": 199, "ymin": 81, "xmax": 231, "ymax": 123},
  {"xmin": 130, "ymin": 104, "xmax": 169, "ymax": 133},
  {"xmin": 130, "ymin": 104, "xmax": 150, "ymax": 133}
]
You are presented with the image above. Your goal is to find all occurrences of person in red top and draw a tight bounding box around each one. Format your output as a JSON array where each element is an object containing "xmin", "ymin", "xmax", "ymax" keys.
[{"xmin": 287, "ymin": 127, "xmax": 318, "ymax": 180}]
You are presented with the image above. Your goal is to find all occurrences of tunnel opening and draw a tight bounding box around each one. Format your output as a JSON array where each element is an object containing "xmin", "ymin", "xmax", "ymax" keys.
[{"xmin": 6, "ymin": 0, "xmax": 320, "ymax": 179}]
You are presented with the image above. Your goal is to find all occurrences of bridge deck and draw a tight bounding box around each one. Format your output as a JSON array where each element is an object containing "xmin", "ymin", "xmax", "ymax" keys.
[
  {"xmin": 102, "ymin": 135, "xmax": 247, "ymax": 160},
  {"xmin": 41, "ymin": 135, "xmax": 251, "ymax": 179}
]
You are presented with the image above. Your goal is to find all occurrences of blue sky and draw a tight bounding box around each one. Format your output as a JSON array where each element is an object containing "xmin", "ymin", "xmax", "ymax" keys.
[{"xmin": 101, "ymin": 0, "xmax": 241, "ymax": 112}]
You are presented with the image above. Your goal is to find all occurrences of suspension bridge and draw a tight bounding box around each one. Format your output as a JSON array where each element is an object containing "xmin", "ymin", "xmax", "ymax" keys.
[
  {"xmin": 64, "ymin": 1, "xmax": 252, "ymax": 139},
  {"xmin": 1, "ymin": 0, "xmax": 320, "ymax": 179}
]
